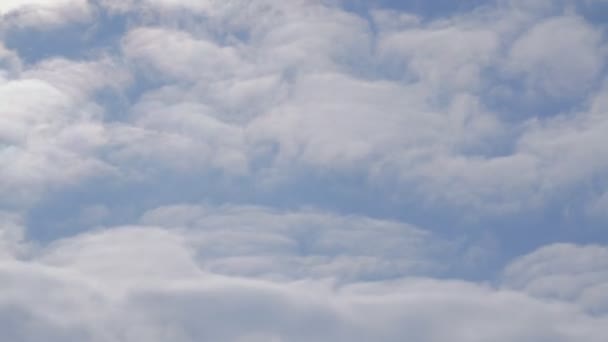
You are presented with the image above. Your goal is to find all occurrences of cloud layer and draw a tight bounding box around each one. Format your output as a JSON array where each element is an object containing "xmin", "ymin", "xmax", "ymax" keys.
[
  {"xmin": 1, "ymin": 0, "xmax": 608, "ymax": 340},
  {"xmin": 2, "ymin": 213, "xmax": 608, "ymax": 341}
]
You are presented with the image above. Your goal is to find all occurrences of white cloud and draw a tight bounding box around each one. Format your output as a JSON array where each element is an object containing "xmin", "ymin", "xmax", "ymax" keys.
[
  {"xmin": 506, "ymin": 15, "xmax": 605, "ymax": 99},
  {"xmin": 108, "ymin": 103, "xmax": 249, "ymax": 174},
  {"xmin": 139, "ymin": 204, "xmax": 448, "ymax": 281},
  {"xmin": 0, "ymin": 0, "xmax": 83, "ymax": 14},
  {"xmin": 513, "ymin": 82, "xmax": 608, "ymax": 192},
  {"xmin": 0, "ymin": 211, "xmax": 25, "ymax": 259},
  {"xmin": 97, "ymin": 0, "xmax": 212, "ymax": 13},
  {"xmin": 503, "ymin": 243, "xmax": 608, "ymax": 313},
  {"xmin": 88, "ymin": 0, "xmax": 608, "ymax": 217},
  {"xmin": 0, "ymin": 221, "xmax": 605, "ymax": 341},
  {"xmin": 1, "ymin": 0, "xmax": 606, "ymax": 219},
  {"xmin": 97, "ymin": 1, "xmax": 508, "ymax": 212},
  {"xmin": 0, "ymin": 57, "xmax": 127, "ymax": 205},
  {"xmin": 1, "ymin": 1, "xmax": 608, "ymax": 340},
  {"xmin": 0, "ymin": 43, "xmax": 21, "ymax": 77},
  {"xmin": 122, "ymin": 27, "xmax": 243, "ymax": 82},
  {"xmin": 377, "ymin": 22, "xmax": 499, "ymax": 92},
  {"xmin": 371, "ymin": 9, "xmax": 421, "ymax": 32},
  {"xmin": 0, "ymin": 0, "xmax": 91, "ymax": 27},
  {"xmin": 40, "ymin": 226, "xmax": 201, "ymax": 292}
]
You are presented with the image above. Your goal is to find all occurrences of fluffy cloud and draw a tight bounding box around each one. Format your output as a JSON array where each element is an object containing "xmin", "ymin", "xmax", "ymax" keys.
[
  {"xmin": 377, "ymin": 20, "xmax": 499, "ymax": 92},
  {"xmin": 1, "ymin": 0, "xmax": 608, "ymax": 340},
  {"xmin": 0, "ymin": 55, "xmax": 127, "ymax": 205},
  {"xmin": 0, "ymin": 0, "xmax": 605, "ymax": 217},
  {"xmin": 503, "ymin": 243, "xmax": 608, "ymax": 313},
  {"xmin": 122, "ymin": 27, "xmax": 243, "ymax": 82},
  {"xmin": 0, "ymin": 0, "xmax": 91, "ymax": 27},
  {"xmin": 1, "ymin": 0, "xmax": 605, "ymax": 217},
  {"xmin": 506, "ymin": 15, "xmax": 605, "ymax": 100},
  {"xmin": 0, "ymin": 219, "xmax": 606, "ymax": 341},
  {"xmin": 91, "ymin": 0, "xmax": 608, "ymax": 214}
]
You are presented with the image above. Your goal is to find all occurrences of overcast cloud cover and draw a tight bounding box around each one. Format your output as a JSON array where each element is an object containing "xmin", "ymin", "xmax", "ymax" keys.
[{"xmin": 1, "ymin": 0, "xmax": 608, "ymax": 340}]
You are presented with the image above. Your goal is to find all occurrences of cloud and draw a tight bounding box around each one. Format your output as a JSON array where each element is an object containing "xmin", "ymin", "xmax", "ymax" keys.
[
  {"xmin": 0, "ymin": 43, "xmax": 21, "ymax": 75},
  {"xmin": 0, "ymin": 0, "xmax": 606, "ymax": 219},
  {"xmin": 506, "ymin": 15, "xmax": 605, "ymax": 100},
  {"xmin": 0, "ymin": 56, "xmax": 127, "ymax": 205},
  {"xmin": 377, "ymin": 19, "xmax": 499, "ymax": 92},
  {"xmin": 1, "ymin": 1, "xmax": 608, "ymax": 340},
  {"xmin": 0, "ymin": 0, "xmax": 91, "ymax": 28},
  {"xmin": 0, "ymin": 211, "xmax": 25, "ymax": 259},
  {"xmin": 139, "ymin": 204, "xmax": 448, "ymax": 281},
  {"xmin": 97, "ymin": 0, "xmax": 212, "ymax": 14},
  {"xmin": 121, "ymin": 27, "xmax": 243, "ymax": 82},
  {"xmin": 94, "ymin": 0, "xmax": 607, "ymax": 215},
  {"xmin": 7, "ymin": 0, "xmax": 591, "ymax": 217},
  {"xmin": 0, "ymin": 220, "xmax": 606, "ymax": 341},
  {"xmin": 503, "ymin": 243, "xmax": 608, "ymax": 313}
]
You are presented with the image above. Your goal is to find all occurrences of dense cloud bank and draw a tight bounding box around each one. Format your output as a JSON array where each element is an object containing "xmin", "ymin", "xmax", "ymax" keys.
[{"xmin": 1, "ymin": 0, "xmax": 608, "ymax": 340}]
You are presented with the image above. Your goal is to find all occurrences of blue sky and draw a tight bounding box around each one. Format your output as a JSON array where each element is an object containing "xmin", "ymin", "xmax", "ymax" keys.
[{"xmin": 1, "ymin": 0, "xmax": 608, "ymax": 340}]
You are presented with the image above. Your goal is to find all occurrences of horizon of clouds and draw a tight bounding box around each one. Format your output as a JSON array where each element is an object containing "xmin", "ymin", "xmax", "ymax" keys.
[{"xmin": 1, "ymin": 0, "xmax": 608, "ymax": 340}]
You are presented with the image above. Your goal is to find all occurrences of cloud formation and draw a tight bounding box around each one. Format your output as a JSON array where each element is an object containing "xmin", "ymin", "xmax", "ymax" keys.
[
  {"xmin": 1, "ymin": 216, "xmax": 608, "ymax": 341},
  {"xmin": 1, "ymin": 0, "xmax": 608, "ymax": 340}
]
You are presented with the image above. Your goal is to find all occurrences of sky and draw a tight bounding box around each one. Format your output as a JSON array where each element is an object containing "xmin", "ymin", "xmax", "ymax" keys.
[{"xmin": 1, "ymin": 0, "xmax": 608, "ymax": 340}]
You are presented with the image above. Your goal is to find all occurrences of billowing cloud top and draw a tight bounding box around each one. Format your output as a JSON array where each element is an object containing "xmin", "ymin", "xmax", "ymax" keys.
[{"xmin": 1, "ymin": 0, "xmax": 608, "ymax": 341}]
